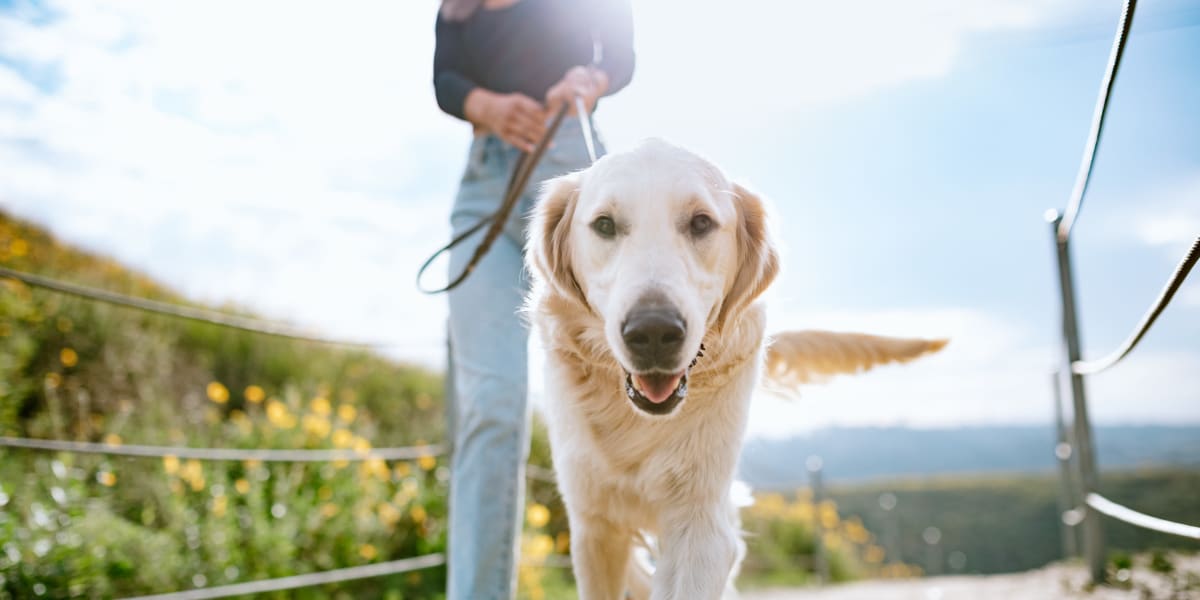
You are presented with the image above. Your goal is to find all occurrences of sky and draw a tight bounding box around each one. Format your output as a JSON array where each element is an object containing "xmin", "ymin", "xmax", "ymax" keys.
[{"xmin": 1, "ymin": 0, "xmax": 1197, "ymax": 438}]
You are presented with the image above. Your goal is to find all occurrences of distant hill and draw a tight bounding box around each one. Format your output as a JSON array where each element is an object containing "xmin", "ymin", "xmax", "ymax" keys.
[{"xmin": 739, "ymin": 425, "xmax": 1200, "ymax": 488}]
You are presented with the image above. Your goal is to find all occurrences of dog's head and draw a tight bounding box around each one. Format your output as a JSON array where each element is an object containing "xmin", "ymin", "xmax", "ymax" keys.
[{"xmin": 528, "ymin": 139, "xmax": 778, "ymax": 417}]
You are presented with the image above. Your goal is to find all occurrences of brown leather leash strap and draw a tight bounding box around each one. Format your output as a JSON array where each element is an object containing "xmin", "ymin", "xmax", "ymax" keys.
[{"xmin": 417, "ymin": 103, "xmax": 570, "ymax": 294}]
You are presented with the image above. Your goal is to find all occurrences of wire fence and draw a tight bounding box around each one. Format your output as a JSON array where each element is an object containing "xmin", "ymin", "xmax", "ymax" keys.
[
  {"xmin": 0, "ymin": 260, "xmax": 565, "ymax": 597},
  {"xmin": 0, "ymin": 435, "xmax": 445, "ymax": 462},
  {"xmin": 120, "ymin": 554, "xmax": 448, "ymax": 600},
  {"xmin": 1045, "ymin": 0, "xmax": 1200, "ymax": 585}
]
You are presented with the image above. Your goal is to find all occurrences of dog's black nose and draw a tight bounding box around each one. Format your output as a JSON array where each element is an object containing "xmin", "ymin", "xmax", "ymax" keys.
[{"xmin": 622, "ymin": 306, "xmax": 686, "ymax": 370}]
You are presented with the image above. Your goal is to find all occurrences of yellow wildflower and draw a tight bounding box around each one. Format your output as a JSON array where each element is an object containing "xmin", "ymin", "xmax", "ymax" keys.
[
  {"xmin": 162, "ymin": 455, "xmax": 180, "ymax": 475},
  {"xmin": 359, "ymin": 544, "xmax": 377, "ymax": 560},
  {"xmin": 366, "ymin": 458, "xmax": 389, "ymax": 480},
  {"xmin": 378, "ymin": 502, "xmax": 401, "ymax": 527},
  {"xmin": 302, "ymin": 414, "xmax": 331, "ymax": 438},
  {"xmin": 336, "ymin": 403, "xmax": 357, "ymax": 424},
  {"xmin": 181, "ymin": 459, "xmax": 204, "ymax": 491},
  {"xmin": 97, "ymin": 471, "xmax": 116, "ymax": 487},
  {"xmin": 529, "ymin": 534, "xmax": 554, "ymax": 559},
  {"xmin": 393, "ymin": 462, "xmax": 411, "ymax": 479},
  {"xmin": 243, "ymin": 385, "xmax": 265, "ymax": 404},
  {"xmin": 212, "ymin": 495, "xmax": 228, "ymax": 518},
  {"xmin": 60, "ymin": 348, "xmax": 78, "ymax": 368},
  {"xmin": 418, "ymin": 454, "xmax": 436, "ymax": 472},
  {"xmin": 103, "ymin": 433, "xmax": 122, "ymax": 446},
  {"xmin": 331, "ymin": 428, "xmax": 354, "ymax": 449},
  {"xmin": 819, "ymin": 500, "xmax": 840, "ymax": 530},
  {"xmin": 321, "ymin": 503, "xmax": 340, "ymax": 518},
  {"xmin": 266, "ymin": 400, "xmax": 289, "ymax": 427},
  {"xmin": 206, "ymin": 381, "xmax": 229, "ymax": 404},
  {"xmin": 235, "ymin": 479, "xmax": 250, "ymax": 494},
  {"xmin": 526, "ymin": 503, "xmax": 550, "ymax": 528},
  {"xmin": 9, "ymin": 238, "xmax": 28, "ymax": 257},
  {"xmin": 410, "ymin": 505, "xmax": 427, "ymax": 525},
  {"xmin": 352, "ymin": 437, "xmax": 372, "ymax": 457},
  {"xmin": 310, "ymin": 396, "xmax": 331, "ymax": 416}
]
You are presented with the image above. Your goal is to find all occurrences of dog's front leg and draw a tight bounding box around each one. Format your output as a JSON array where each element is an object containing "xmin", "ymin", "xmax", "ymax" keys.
[
  {"xmin": 652, "ymin": 504, "xmax": 739, "ymax": 600},
  {"xmin": 571, "ymin": 514, "xmax": 632, "ymax": 600}
]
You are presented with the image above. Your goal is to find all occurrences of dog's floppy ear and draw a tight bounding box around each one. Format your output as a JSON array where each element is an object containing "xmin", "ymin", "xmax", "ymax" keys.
[
  {"xmin": 765, "ymin": 330, "xmax": 948, "ymax": 388},
  {"xmin": 717, "ymin": 182, "xmax": 780, "ymax": 329},
  {"xmin": 529, "ymin": 171, "xmax": 587, "ymax": 306}
]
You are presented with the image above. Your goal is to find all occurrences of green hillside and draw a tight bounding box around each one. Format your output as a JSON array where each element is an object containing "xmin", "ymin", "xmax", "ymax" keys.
[
  {"xmin": 0, "ymin": 210, "xmax": 460, "ymax": 597},
  {"xmin": 827, "ymin": 469, "xmax": 1200, "ymax": 576}
]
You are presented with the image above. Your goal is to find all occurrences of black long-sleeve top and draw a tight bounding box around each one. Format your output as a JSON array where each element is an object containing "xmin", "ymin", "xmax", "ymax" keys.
[{"xmin": 433, "ymin": 0, "xmax": 635, "ymax": 121}]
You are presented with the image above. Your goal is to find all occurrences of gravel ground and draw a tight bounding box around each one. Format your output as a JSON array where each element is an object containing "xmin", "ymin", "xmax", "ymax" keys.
[{"xmin": 742, "ymin": 554, "xmax": 1200, "ymax": 600}]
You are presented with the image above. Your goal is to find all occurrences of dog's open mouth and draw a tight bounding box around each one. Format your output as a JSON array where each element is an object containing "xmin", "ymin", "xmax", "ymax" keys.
[
  {"xmin": 622, "ymin": 345, "xmax": 704, "ymax": 416},
  {"xmin": 625, "ymin": 371, "xmax": 688, "ymax": 415}
]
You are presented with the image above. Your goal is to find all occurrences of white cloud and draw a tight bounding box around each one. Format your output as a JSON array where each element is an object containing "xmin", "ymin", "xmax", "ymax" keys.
[
  {"xmin": 0, "ymin": 0, "xmax": 467, "ymax": 366},
  {"xmin": 1093, "ymin": 174, "xmax": 1200, "ymax": 257},
  {"xmin": 0, "ymin": 64, "xmax": 39, "ymax": 104},
  {"xmin": 599, "ymin": 0, "xmax": 1092, "ymax": 154}
]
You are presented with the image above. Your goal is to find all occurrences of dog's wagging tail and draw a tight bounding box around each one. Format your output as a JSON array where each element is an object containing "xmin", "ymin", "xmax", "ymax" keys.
[{"xmin": 765, "ymin": 330, "xmax": 949, "ymax": 388}]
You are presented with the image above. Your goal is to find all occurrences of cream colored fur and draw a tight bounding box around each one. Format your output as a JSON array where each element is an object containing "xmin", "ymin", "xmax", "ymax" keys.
[{"xmin": 525, "ymin": 139, "xmax": 945, "ymax": 600}]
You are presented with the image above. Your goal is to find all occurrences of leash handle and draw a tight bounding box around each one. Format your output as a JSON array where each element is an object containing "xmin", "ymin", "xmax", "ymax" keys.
[
  {"xmin": 417, "ymin": 103, "xmax": 570, "ymax": 294},
  {"xmin": 574, "ymin": 95, "xmax": 598, "ymax": 164}
]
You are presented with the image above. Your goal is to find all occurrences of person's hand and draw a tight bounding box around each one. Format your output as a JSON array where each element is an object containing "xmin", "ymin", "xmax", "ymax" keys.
[
  {"xmin": 464, "ymin": 89, "xmax": 548, "ymax": 152},
  {"xmin": 545, "ymin": 66, "xmax": 609, "ymax": 117}
]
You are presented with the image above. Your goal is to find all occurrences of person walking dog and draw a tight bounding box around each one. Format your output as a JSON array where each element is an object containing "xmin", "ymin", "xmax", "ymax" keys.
[{"xmin": 432, "ymin": 0, "xmax": 634, "ymax": 597}]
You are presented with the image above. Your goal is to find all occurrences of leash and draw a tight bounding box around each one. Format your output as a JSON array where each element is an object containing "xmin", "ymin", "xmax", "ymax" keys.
[{"xmin": 417, "ymin": 95, "xmax": 597, "ymax": 294}]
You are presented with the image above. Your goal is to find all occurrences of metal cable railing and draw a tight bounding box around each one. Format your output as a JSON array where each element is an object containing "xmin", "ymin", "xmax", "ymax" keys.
[
  {"xmin": 1072, "ymin": 237, "xmax": 1200, "ymax": 375},
  {"xmin": 0, "ymin": 266, "xmax": 380, "ymax": 347},
  {"xmin": 1046, "ymin": 0, "xmax": 1200, "ymax": 585},
  {"xmin": 0, "ymin": 435, "xmax": 445, "ymax": 462},
  {"xmin": 120, "ymin": 554, "xmax": 447, "ymax": 600},
  {"xmin": 1086, "ymin": 494, "xmax": 1200, "ymax": 541},
  {"xmin": 1056, "ymin": 0, "xmax": 1138, "ymax": 243}
]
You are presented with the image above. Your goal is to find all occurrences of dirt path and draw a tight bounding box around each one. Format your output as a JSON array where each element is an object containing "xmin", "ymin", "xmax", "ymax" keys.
[{"xmin": 742, "ymin": 555, "xmax": 1200, "ymax": 600}]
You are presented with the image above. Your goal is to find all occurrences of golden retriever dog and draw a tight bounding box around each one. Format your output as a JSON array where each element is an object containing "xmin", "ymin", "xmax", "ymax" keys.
[{"xmin": 525, "ymin": 139, "xmax": 945, "ymax": 599}]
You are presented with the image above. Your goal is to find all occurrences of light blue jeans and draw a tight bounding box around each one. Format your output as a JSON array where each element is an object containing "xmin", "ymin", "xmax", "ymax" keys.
[{"xmin": 446, "ymin": 117, "xmax": 601, "ymax": 600}]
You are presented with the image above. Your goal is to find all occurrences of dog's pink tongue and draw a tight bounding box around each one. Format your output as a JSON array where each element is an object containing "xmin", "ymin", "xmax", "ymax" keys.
[{"xmin": 634, "ymin": 372, "xmax": 684, "ymax": 404}]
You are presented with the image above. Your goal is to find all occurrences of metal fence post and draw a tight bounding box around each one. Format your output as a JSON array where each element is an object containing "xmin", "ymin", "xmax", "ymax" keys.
[
  {"xmin": 1047, "ymin": 212, "xmax": 1106, "ymax": 583},
  {"xmin": 1052, "ymin": 370, "xmax": 1080, "ymax": 559},
  {"xmin": 807, "ymin": 455, "xmax": 829, "ymax": 585}
]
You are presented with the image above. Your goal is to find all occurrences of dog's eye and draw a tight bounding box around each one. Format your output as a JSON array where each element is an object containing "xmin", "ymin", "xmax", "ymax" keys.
[
  {"xmin": 592, "ymin": 216, "xmax": 617, "ymax": 238},
  {"xmin": 689, "ymin": 214, "xmax": 715, "ymax": 237}
]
